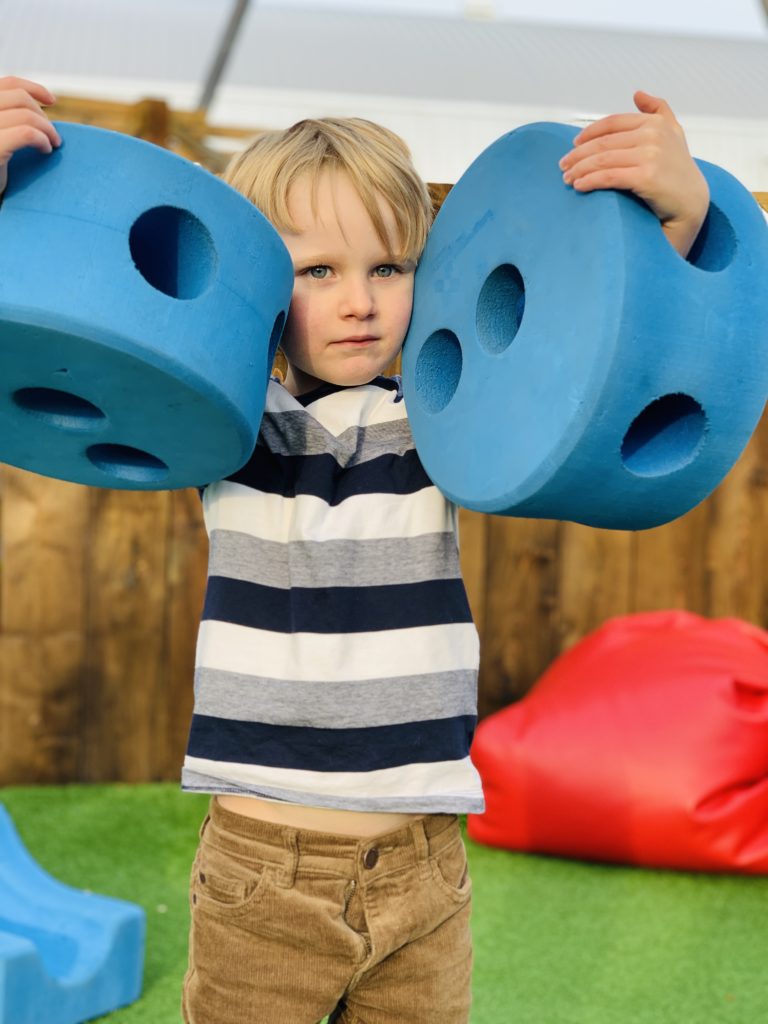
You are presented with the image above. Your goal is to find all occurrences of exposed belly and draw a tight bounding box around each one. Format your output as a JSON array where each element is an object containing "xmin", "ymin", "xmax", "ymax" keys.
[{"xmin": 216, "ymin": 794, "xmax": 421, "ymax": 837}]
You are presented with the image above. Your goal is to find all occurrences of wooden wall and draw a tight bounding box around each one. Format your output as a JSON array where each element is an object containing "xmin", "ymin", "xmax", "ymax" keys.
[
  {"xmin": 0, "ymin": 480, "xmax": 207, "ymax": 784},
  {"xmin": 0, "ymin": 99, "xmax": 766, "ymax": 784},
  {"xmin": 3, "ymin": 398, "xmax": 768, "ymax": 784}
]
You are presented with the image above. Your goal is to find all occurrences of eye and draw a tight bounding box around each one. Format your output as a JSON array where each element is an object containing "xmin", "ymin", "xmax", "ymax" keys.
[
  {"xmin": 374, "ymin": 264, "xmax": 400, "ymax": 278},
  {"xmin": 305, "ymin": 265, "xmax": 331, "ymax": 279}
]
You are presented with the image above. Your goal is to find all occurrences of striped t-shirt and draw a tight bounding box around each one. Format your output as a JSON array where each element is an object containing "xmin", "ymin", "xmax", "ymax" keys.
[{"xmin": 181, "ymin": 375, "xmax": 484, "ymax": 814}]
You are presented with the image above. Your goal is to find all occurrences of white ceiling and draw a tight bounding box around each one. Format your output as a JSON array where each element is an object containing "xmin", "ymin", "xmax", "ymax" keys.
[
  {"xmin": 255, "ymin": 0, "xmax": 768, "ymax": 38},
  {"xmin": 4, "ymin": 1, "xmax": 768, "ymax": 119}
]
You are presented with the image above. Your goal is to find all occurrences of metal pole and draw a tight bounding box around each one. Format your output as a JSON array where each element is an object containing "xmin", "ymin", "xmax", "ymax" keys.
[{"xmin": 197, "ymin": 0, "xmax": 252, "ymax": 112}]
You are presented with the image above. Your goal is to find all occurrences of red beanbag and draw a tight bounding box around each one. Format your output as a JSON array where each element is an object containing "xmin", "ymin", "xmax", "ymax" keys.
[{"xmin": 468, "ymin": 611, "xmax": 768, "ymax": 872}]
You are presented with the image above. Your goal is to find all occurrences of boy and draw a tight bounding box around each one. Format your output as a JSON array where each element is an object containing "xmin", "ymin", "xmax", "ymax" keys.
[{"xmin": 0, "ymin": 76, "xmax": 708, "ymax": 1024}]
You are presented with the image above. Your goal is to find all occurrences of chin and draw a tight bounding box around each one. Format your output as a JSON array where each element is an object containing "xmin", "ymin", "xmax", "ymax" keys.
[
  {"xmin": 339, "ymin": 371, "xmax": 381, "ymax": 386},
  {"xmin": 330, "ymin": 363, "xmax": 392, "ymax": 388}
]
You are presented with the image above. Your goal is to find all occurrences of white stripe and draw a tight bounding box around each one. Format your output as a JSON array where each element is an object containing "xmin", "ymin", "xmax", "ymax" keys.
[
  {"xmin": 183, "ymin": 754, "xmax": 483, "ymax": 801},
  {"xmin": 301, "ymin": 383, "xmax": 408, "ymax": 435},
  {"xmin": 203, "ymin": 481, "xmax": 454, "ymax": 544},
  {"xmin": 196, "ymin": 621, "xmax": 480, "ymax": 682}
]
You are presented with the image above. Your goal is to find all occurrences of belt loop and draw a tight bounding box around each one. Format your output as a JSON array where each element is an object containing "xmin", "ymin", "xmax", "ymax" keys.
[
  {"xmin": 279, "ymin": 828, "xmax": 299, "ymax": 889},
  {"xmin": 409, "ymin": 819, "xmax": 432, "ymax": 881}
]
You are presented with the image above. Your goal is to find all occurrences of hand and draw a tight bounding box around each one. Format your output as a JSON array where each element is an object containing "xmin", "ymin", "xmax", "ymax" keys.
[
  {"xmin": 0, "ymin": 76, "xmax": 62, "ymax": 196},
  {"xmin": 558, "ymin": 91, "xmax": 710, "ymax": 258}
]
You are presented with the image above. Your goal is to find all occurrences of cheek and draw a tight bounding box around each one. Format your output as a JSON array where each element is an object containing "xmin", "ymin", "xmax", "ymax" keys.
[
  {"xmin": 392, "ymin": 284, "xmax": 415, "ymax": 335},
  {"xmin": 282, "ymin": 292, "xmax": 312, "ymax": 352}
]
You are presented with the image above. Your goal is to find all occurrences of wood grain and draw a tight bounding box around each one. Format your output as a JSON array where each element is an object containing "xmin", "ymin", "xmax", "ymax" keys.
[
  {"xmin": 79, "ymin": 488, "xmax": 171, "ymax": 782},
  {"xmin": 479, "ymin": 516, "xmax": 560, "ymax": 717},
  {"xmin": 160, "ymin": 489, "xmax": 208, "ymax": 779},
  {"xmin": 0, "ymin": 467, "xmax": 89, "ymax": 782}
]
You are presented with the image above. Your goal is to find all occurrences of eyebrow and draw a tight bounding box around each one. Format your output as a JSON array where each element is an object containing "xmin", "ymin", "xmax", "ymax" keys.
[
  {"xmin": 293, "ymin": 254, "xmax": 416, "ymax": 271},
  {"xmin": 293, "ymin": 255, "xmax": 337, "ymax": 269}
]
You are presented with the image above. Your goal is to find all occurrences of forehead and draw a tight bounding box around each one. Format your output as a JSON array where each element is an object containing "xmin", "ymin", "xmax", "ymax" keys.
[{"xmin": 282, "ymin": 169, "xmax": 399, "ymax": 257}]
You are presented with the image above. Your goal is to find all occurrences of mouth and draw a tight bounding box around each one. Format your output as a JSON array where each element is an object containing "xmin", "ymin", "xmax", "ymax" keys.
[{"xmin": 334, "ymin": 335, "xmax": 380, "ymax": 345}]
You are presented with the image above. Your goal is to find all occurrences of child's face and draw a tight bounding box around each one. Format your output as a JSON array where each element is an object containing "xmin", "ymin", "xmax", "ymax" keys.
[{"xmin": 277, "ymin": 170, "xmax": 416, "ymax": 396}]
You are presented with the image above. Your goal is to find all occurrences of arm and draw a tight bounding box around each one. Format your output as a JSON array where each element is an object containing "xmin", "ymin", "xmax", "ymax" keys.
[
  {"xmin": 0, "ymin": 76, "xmax": 61, "ymax": 197},
  {"xmin": 557, "ymin": 90, "xmax": 710, "ymax": 259}
]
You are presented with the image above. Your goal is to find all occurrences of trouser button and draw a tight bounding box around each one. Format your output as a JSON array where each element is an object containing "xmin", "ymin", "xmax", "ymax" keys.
[{"xmin": 363, "ymin": 848, "xmax": 379, "ymax": 869}]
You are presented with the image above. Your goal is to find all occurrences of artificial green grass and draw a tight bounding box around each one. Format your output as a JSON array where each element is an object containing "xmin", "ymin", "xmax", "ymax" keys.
[{"xmin": 1, "ymin": 783, "xmax": 767, "ymax": 1023}]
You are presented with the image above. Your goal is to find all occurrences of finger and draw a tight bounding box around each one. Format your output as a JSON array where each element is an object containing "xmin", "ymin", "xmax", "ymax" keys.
[
  {"xmin": 562, "ymin": 147, "xmax": 642, "ymax": 185},
  {"xmin": 572, "ymin": 113, "xmax": 658, "ymax": 147},
  {"xmin": 0, "ymin": 108, "xmax": 61, "ymax": 148},
  {"xmin": 0, "ymin": 125, "xmax": 56, "ymax": 164},
  {"xmin": 0, "ymin": 75, "xmax": 56, "ymax": 106},
  {"xmin": 567, "ymin": 166, "xmax": 655, "ymax": 196},
  {"xmin": 633, "ymin": 90, "xmax": 676, "ymax": 122},
  {"xmin": 0, "ymin": 87, "xmax": 48, "ymax": 120},
  {"xmin": 561, "ymin": 128, "xmax": 648, "ymax": 170}
]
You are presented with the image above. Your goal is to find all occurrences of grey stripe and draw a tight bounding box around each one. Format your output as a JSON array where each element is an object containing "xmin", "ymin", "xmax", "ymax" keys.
[
  {"xmin": 258, "ymin": 412, "xmax": 414, "ymax": 466},
  {"xmin": 208, "ymin": 531, "xmax": 463, "ymax": 589},
  {"xmin": 194, "ymin": 668, "xmax": 477, "ymax": 729},
  {"xmin": 181, "ymin": 769, "xmax": 485, "ymax": 814}
]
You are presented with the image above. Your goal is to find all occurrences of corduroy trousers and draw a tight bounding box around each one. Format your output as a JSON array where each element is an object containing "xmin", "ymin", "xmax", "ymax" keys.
[{"xmin": 182, "ymin": 797, "xmax": 473, "ymax": 1024}]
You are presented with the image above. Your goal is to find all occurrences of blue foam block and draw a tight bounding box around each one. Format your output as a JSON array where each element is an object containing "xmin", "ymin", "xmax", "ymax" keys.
[
  {"xmin": 0, "ymin": 804, "xmax": 145, "ymax": 1024},
  {"xmin": 0, "ymin": 122, "xmax": 293, "ymax": 489},
  {"xmin": 402, "ymin": 122, "xmax": 768, "ymax": 529}
]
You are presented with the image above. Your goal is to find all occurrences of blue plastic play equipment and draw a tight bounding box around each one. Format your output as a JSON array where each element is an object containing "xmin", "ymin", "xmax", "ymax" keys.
[
  {"xmin": 0, "ymin": 122, "xmax": 292, "ymax": 489},
  {"xmin": 2, "ymin": 120, "xmax": 767, "ymax": 525},
  {"xmin": 402, "ymin": 122, "xmax": 768, "ymax": 529},
  {"xmin": 0, "ymin": 804, "xmax": 145, "ymax": 1024}
]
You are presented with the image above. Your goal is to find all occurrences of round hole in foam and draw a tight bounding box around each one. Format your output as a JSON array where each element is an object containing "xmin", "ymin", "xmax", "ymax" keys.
[
  {"xmin": 12, "ymin": 387, "xmax": 106, "ymax": 431},
  {"xmin": 686, "ymin": 203, "xmax": 736, "ymax": 273},
  {"xmin": 476, "ymin": 264, "xmax": 526, "ymax": 354},
  {"xmin": 414, "ymin": 329, "xmax": 462, "ymax": 413},
  {"xmin": 86, "ymin": 443, "xmax": 170, "ymax": 485},
  {"xmin": 129, "ymin": 205, "xmax": 217, "ymax": 299},
  {"xmin": 621, "ymin": 393, "xmax": 707, "ymax": 477}
]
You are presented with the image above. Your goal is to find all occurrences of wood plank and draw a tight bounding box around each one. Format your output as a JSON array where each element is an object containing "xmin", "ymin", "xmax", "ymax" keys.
[
  {"xmin": 158, "ymin": 488, "xmax": 208, "ymax": 780},
  {"xmin": 458, "ymin": 507, "xmax": 488, "ymax": 641},
  {"xmin": 80, "ymin": 488, "xmax": 171, "ymax": 782},
  {"xmin": 478, "ymin": 515, "xmax": 560, "ymax": 718},
  {"xmin": 631, "ymin": 501, "xmax": 710, "ymax": 614},
  {"xmin": 0, "ymin": 467, "xmax": 90, "ymax": 784},
  {"xmin": 704, "ymin": 415, "xmax": 768, "ymax": 623},
  {"xmin": 0, "ymin": 633, "xmax": 85, "ymax": 784},
  {"xmin": 556, "ymin": 521, "xmax": 633, "ymax": 652},
  {"xmin": 0, "ymin": 467, "xmax": 89, "ymax": 633}
]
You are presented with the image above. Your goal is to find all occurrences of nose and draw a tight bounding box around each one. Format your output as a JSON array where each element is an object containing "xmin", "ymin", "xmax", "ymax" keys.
[{"xmin": 339, "ymin": 274, "xmax": 376, "ymax": 319}]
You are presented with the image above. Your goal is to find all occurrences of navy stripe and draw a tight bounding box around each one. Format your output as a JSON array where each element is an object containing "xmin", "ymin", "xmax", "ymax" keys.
[
  {"xmin": 187, "ymin": 714, "xmax": 477, "ymax": 772},
  {"xmin": 202, "ymin": 576, "xmax": 473, "ymax": 633},
  {"xmin": 227, "ymin": 448, "xmax": 432, "ymax": 500}
]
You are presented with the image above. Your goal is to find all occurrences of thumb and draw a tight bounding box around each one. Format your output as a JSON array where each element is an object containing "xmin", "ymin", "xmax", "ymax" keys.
[{"xmin": 634, "ymin": 90, "xmax": 675, "ymax": 121}]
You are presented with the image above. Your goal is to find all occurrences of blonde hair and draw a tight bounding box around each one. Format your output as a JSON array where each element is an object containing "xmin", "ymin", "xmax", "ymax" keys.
[{"xmin": 223, "ymin": 117, "xmax": 433, "ymax": 263}]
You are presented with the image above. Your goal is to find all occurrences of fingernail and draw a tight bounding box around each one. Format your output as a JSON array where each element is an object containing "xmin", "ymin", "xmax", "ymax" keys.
[{"xmin": 562, "ymin": 172, "xmax": 572, "ymax": 184}]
